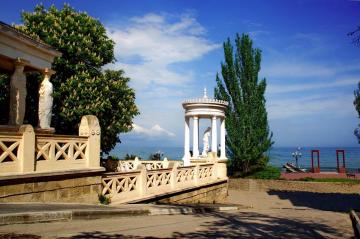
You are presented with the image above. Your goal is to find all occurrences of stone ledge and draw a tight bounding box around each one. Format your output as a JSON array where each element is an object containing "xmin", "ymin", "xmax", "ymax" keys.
[
  {"xmin": 0, "ymin": 203, "xmax": 240, "ymax": 225},
  {"xmin": 0, "ymin": 168, "xmax": 105, "ymax": 183},
  {"xmin": 123, "ymin": 179, "xmax": 228, "ymax": 204},
  {"xmin": 350, "ymin": 210, "xmax": 360, "ymax": 238},
  {"xmin": 229, "ymin": 178, "xmax": 360, "ymax": 194}
]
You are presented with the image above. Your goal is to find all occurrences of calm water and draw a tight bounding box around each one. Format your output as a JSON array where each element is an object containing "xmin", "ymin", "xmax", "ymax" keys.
[{"xmin": 110, "ymin": 146, "xmax": 360, "ymax": 171}]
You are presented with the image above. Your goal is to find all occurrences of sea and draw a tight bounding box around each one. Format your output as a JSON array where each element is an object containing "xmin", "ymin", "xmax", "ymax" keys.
[{"xmin": 110, "ymin": 146, "xmax": 360, "ymax": 172}]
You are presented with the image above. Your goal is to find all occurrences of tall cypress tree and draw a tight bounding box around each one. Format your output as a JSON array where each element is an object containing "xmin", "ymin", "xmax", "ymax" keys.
[{"xmin": 215, "ymin": 34, "xmax": 273, "ymax": 175}]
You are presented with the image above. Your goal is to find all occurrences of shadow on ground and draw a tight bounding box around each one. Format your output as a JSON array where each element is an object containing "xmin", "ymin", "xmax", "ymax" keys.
[
  {"xmin": 60, "ymin": 211, "xmax": 350, "ymax": 239},
  {"xmin": 267, "ymin": 190, "xmax": 360, "ymax": 212}
]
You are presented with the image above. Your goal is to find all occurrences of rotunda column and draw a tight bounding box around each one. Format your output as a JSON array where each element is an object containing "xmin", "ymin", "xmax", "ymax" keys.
[
  {"xmin": 182, "ymin": 116, "xmax": 191, "ymax": 166},
  {"xmin": 8, "ymin": 59, "xmax": 27, "ymax": 125},
  {"xmin": 220, "ymin": 118, "xmax": 226, "ymax": 159},
  {"xmin": 211, "ymin": 116, "xmax": 217, "ymax": 153},
  {"xmin": 192, "ymin": 116, "xmax": 199, "ymax": 158}
]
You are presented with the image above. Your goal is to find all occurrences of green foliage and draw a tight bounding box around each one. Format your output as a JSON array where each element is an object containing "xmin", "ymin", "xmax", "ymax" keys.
[
  {"xmin": 215, "ymin": 34, "xmax": 273, "ymax": 175},
  {"xmin": 148, "ymin": 152, "xmax": 163, "ymax": 161},
  {"xmin": 246, "ymin": 165, "xmax": 281, "ymax": 180},
  {"xmin": 0, "ymin": 73, "xmax": 10, "ymax": 124},
  {"xmin": 16, "ymin": 4, "xmax": 139, "ymax": 154},
  {"xmin": 124, "ymin": 154, "xmax": 139, "ymax": 160},
  {"xmin": 98, "ymin": 194, "xmax": 110, "ymax": 205},
  {"xmin": 354, "ymin": 83, "xmax": 360, "ymax": 143}
]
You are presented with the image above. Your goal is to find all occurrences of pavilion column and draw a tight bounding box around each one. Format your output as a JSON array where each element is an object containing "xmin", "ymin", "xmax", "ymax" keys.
[
  {"xmin": 192, "ymin": 116, "xmax": 199, "ymax": 158},
  {"xmin": 183, "ymin": 117, "xmax": 190, "ymax": 166},
  {"xmin": 211, "ymin": 116, "xmax": 217, "ymax": 153},
  {"xmin": 8, "ymin": 59, "xmax": 27, "ymax": 125},
  {"xmin": 220, "ymin": 118, "xmax": 226, "ymax": 159}
]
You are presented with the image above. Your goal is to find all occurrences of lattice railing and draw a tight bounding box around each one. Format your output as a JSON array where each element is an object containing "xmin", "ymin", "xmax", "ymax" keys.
[
  {"xmin": 0, "ymin": 136, "xmax": 21, "ymax": 164},
  {"xmin": 176, "ymin": 166, "xmax": 195, "ymax": 183},
  {"xmin": 102, "ymin": 172, "xmax": 139, "ymax": 197},
  {"xmin": 116, "ymin": 159, "xmax": 171, "ymax": 172},
  {"xmin": 0, "ymin": 115, "xmax": 101, "ymax": 174},
  {"xmin": 146, "ymin": 168, "xmax": 172, "ymax": 189},
  {"xmin": 117, "ymin": 161, "xmax": 136, "ymax": 172},
  {"xmin": 198, "ymin": 164, "xmax": 214, "ymax": 182},
  {"xmin": 100, "ymin": 162, "xmax": 226, "ymax": 203},
  {"xmin": 36, "ymin": 136, "xmax": 88, "ymax": 161},
  {"xmin": 143, "ymin": 161, "xmax": 164, "ymax": 170}
]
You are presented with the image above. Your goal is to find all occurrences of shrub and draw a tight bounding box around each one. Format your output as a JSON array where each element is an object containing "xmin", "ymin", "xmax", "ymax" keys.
[
  {"xmin": 124, "ymin": 154, "xmax": 138, "ymax": 160},
  {"xmin": 247, "ymin": 165, "xmax": 281, "ymax": 179},
  {"xmin": 98, "ymin": 194, "xmax": 110, "ymax": 205}
]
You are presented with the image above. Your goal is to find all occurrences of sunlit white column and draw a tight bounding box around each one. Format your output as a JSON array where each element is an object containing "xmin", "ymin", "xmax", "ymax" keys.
[
  {"xmin": 211, "ymin": 116, "xmax": 217, "ymax": 153},
  {"xmin": 183, "ymin": 117, "xmax": 190, "ymax": 166},
  {"xmin": 220, "ymin": 118, "xmax": 226, "ymax": 159},
  {"xmin": 193, "ymin": 116, "xmax": 199, "ymax": 158}
]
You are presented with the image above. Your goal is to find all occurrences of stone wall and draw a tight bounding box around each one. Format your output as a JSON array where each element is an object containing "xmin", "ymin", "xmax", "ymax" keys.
[
  {"xmin": 0, "ymin": 170, "xmax": 103, "ymax": 203},
  {"xmin": 229, "ymin": 178, "xmax": 360, "ymax": 194},
  {"xmin": 155, "ymin": 180, "xmax": 228, "ymax": 204}
]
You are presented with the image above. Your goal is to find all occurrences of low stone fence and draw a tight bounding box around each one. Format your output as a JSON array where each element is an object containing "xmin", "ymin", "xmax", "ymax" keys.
[
  {"xmin": 229, "ymin": 178, "xmax": 360, "ymax": 194},
  {"xmin": 116, "ymin": 158, "xmax": 175, "ymax": 172},
  {"xmin": 101, "ymin": 162, "xmax": 227, "ymax": 204},
  {"xmin": 0, "ymin": 115, "xmax": 102, "ymax": 175}
]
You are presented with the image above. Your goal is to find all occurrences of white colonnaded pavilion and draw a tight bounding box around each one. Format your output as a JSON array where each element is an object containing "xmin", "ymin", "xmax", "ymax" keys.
[{"xmin": 182, "ymin": 89, "xmax": 229, "ymax": 166}]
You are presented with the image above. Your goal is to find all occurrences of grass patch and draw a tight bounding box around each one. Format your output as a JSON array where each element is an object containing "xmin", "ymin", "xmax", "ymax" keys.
[
  {"xmin": 246, "ymin": 165, "xmax": 281, "ymax": 180},
  {"xmin": 297, "ymin": 177, "xmax": 360, "ymax": 184}
]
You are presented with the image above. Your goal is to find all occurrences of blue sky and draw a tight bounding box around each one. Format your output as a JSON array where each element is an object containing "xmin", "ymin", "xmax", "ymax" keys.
[{"xmin": 2, "ymin": 0, "xmax": 360, "ymax": 147}]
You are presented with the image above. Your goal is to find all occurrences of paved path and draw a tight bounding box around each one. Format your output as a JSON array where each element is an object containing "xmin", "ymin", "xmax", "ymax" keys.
[
  {"xmin": 0, "ymin": 190, "xmax": 354, "ymax": 238},
  {"xmin": 0, "ymin": 208, "xmax": 352, "ymax": 238}
]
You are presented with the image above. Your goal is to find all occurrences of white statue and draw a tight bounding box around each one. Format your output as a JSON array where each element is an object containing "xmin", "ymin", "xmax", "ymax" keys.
[
  {"xmin": 202, "ymin": 127, "xmax": 211, "ymax": 157},
  {"xmin": 38, "ymin": 69, "xmax": 53, "ymax": 129},
  {"xmin": 8, "ymin": 63, "xmax": 26, "ymax": 125}
]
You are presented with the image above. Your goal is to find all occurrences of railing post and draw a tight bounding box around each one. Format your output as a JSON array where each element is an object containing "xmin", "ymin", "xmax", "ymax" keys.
[
  {"xmin": 134, "ymin": 157, "xmax": 140, "ymax": 169},
  {"xmin": 194, "ymin": 164, "xmax": 199, "ymax": 186},
  {"xmin": 137, "ymin": 165, "xmax": 147, "ymax": 197},
  {"xmin": 215, "ymin": 160, "xmax": 228, "ymax": 179},
  {"xmin": 163, "ymin": 157, "xmax": 169, "ymax": 168},
  {"xmin": 79, "ymin": 115, "xmax": 101, "ymax": 168},
  {"xmin": 18, "ymin": 125, "xmax": 35, "ymax": 173},
  {"xmin": 170, "ymin": 162, "xmax": 179, "ymax": 190}
]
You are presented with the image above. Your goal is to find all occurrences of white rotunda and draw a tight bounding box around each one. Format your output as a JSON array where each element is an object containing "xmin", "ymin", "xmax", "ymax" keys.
[{"xmin": 182, "ymin": 89, "xmax": 229, "ymax": 166}]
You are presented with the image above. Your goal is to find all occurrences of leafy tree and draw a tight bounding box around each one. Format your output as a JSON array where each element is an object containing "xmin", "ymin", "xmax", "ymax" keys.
[
  {"xmin": 13, "ymin": 4, "xmax": 139, "ymax": 154},
  {"xmin": 348, "ymin": 25, "xmax": 360, "ymax": 45},
  {"xmin": 214, "ymin": 34, "xmax": 273, "ymax": 175},
  {"xmin": 0, "ymin": 72, "xmax": 10, "ymax": 125},
  {"xmin": 354, "ymin": 83, "xmax": 360, "ymax": 142},
  {"xmin": 350, "ymin": 26, "xmax": 360, "ymax": 142}
]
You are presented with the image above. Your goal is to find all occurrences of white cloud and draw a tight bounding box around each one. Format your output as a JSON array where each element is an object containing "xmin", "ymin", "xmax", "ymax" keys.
[
  {"xmin": 268, "ymin": 94, "xmax": 355, "ymax": 120},
  {"xmin": 268, "ymin": 77, "xmax": 359, "ymax": 94},
  {"xmin": 106, "ymin": 13, "xmax": 220, "ymax": 89},
  {"xmin": 262, "ymin": 62, "xmax": 334, "ymax": 78},
  {"xmin": 132, "ymin": 124, "xmax": 175, "ymax": 137}
]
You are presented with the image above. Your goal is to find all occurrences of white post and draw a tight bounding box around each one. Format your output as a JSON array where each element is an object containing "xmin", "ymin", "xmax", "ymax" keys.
[
  {"xmin": 182, "ymin": 117, "xmax": 190, "ymax": 166},
  {"xmin": 211, "ymin": 116, "xmax": 217, "ymax": 153},
  {"xmin": 193, "ymin": 116, "xmax": 199, "ymax": 158},
  {"xmin": 18, "ymin": 125, "xmax": 35, "ymax": 173},
  {"xmin": 79, "ymin": 115, "xmax": 101, "ymax": 168},
  {"xmin": 220, "ymin": 118, "xmax": 226, "ymax": 159}
]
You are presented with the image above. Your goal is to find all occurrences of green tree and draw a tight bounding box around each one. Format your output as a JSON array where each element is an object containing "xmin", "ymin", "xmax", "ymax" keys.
[
  {"xmin": 354, "ymin": 83, "xmax": 360, "ymax": 142},
  {"xmin": 214, "ymin": 34, "xmax": 273, "ymax": 175},
  {"xmin": 349, "ymin": 26, "xmax": 360, "ymax": 142},
  {"xmin": 14, "ymin": 4, "xmax": 139, "ymax": 154}
]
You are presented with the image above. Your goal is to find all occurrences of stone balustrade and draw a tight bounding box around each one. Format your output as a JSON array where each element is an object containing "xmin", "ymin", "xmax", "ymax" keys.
[
  {"xmin": 117, "ymin": 157, "xmax": 179, "ymax": 172},
  {"xmin": 101, "ymin": 161, "xmax": 226, "ymax": 204},
  {"xmin": 0, "ymin": 115, "xmax": 101, "ymax": 175}
]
